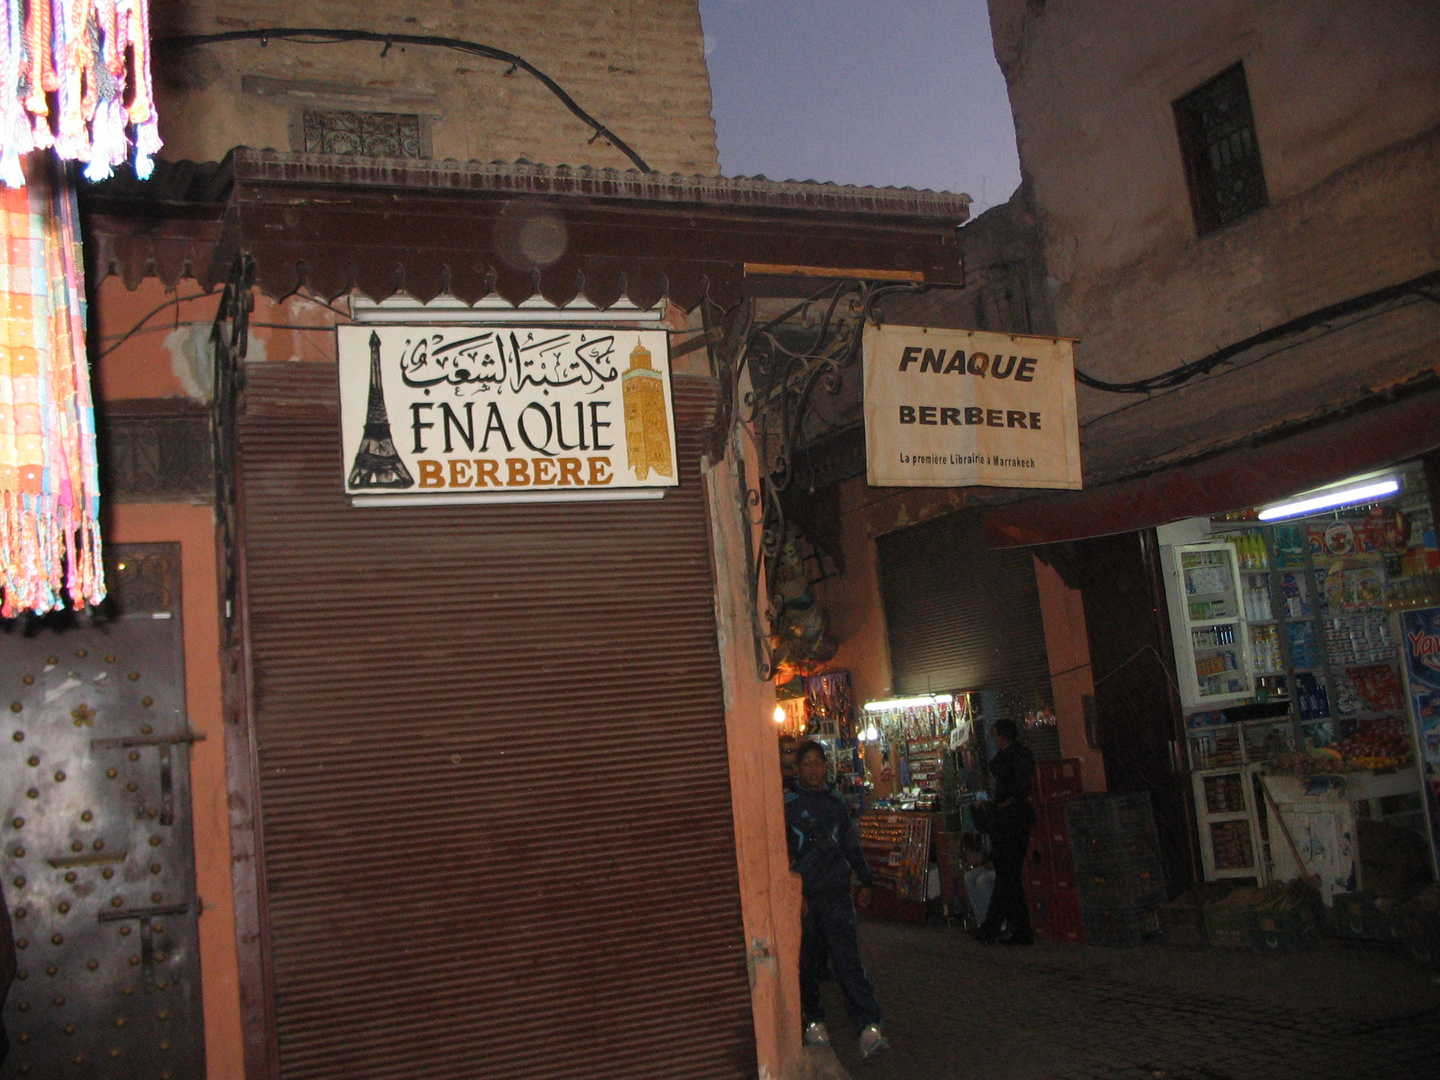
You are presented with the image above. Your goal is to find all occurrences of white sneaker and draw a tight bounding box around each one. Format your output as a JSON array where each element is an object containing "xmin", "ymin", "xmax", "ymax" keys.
[
  {"xmin": 803, "ymin": 1021, "xmax": 831, "ymax": 1046},
  {"xmin": 858, "ymin": 1023, "xmax": 890, "ymax": 1058}
]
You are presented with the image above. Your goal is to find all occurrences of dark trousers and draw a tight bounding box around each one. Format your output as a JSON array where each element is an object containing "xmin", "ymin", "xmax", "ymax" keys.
[
  {"xmin": 800, "ymin": 889, "xmax": 883, "ymax": 1035},
  {"xmin": 981, "ymin": 819, "xmax": 1034, "ymax": 940}
]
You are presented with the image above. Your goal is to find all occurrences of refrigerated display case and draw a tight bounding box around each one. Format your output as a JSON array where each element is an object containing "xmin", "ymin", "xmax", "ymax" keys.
[{"xmin": 1165, "ymin": 542, "xmax": 1255, "ymax": 708}]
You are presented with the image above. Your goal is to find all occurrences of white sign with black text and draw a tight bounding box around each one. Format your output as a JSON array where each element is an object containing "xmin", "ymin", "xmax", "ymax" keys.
[
  {"xmin": 337, "ymin": 324, "xmax": 679, "ymax": 503},
  {"xmin": 862, "ymin": 324, "xmax": 1082, "ymax": 490}
]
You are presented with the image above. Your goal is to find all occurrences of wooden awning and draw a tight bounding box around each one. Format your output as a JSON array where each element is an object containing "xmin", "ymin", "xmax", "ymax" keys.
[{"xmin": 85, "ymin": 148, "xmax": 971, "ymax": 309}]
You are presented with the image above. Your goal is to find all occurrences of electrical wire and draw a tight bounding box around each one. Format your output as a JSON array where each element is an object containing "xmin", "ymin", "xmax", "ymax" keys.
[
  {"xmin": 155, "ymin": 28, "xmax": 653, "ymax": 173},
  {"xmin": 1073, "ymin": 268, "xmax": 1440, "ymax": 394},
  {"xmin": 1080, "ymin": 292, "xmax": 1428, "ymax": 429},
  {"xmin": 98, "ymin": 291, "xmax": 217, "ymax": 356}
]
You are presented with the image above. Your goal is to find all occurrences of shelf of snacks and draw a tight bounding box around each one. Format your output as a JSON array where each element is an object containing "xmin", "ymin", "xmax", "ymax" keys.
[
  {"xmin": 1268, "ymin": 716, "xmax": 1416, "ymax": 775},
  {"xmin": 1192, "ymin": 763, "xmax": 1267, "ymax": 882},
  {"xmin": 1168, "ymin": 543, "xmax": 1255, "ymax": 708},
  {"xmin": 1170, "ymin": 462, "xmax": 1440, "ymax": 884}
]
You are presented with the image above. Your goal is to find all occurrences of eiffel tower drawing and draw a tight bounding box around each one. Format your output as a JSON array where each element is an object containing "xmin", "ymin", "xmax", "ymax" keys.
[{"xmin": 348, "ymin": 330, "xmax": 415, "ymax": 489}]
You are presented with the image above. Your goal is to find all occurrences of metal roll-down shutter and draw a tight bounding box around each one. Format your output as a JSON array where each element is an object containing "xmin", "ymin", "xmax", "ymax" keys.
[
  {"xmin": 878, "ymin": 508, "xmax": 1053, "ymax": 701},
  {"xmin": 236, "ymin": 361, "xmax": 755, "ymax": 1080}
]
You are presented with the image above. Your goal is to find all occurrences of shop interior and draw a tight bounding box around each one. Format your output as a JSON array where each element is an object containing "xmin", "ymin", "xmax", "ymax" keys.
[
  {"xmin": 777, "ymin": 673, "xmax": 1064, "ymax": 929},
  {"xmin": 1157, "ymin": 459, "xmax": 1440, "ymax": 904},
  {"xmin": 775, "ymin": 457, "xmax": 1440, "ymax": 951}
]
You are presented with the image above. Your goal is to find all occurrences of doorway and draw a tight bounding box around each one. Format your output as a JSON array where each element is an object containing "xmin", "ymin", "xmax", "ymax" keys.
[{"xmin": 2, "ymin": 544, "xmax": 205, "ymax": 1080}]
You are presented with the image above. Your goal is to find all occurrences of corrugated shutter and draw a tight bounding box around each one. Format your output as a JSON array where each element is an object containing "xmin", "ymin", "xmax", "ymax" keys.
[
  {"xmin": 878, "ymin": 510, "xmax": 1053, "ymax": 701},
  {"xmin": 236, "ymin": 362, "xmax": 755, "ymax": 1080}
]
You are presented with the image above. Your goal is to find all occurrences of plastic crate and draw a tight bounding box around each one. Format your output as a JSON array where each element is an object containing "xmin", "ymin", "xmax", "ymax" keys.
[
  {"xmin": 1070, "ymin": 831, "xmax": 1163, "ymax": 872},
  {"xmin": 1027, "ymin": 841, "xmax": 1075, "ymax": 885},
  {"xmin": 1074, "ymin": 857, "xmax": 1167, "ymax": 910},
  {"xmin": 1249, "ymin": 882, "xmax": 1324, "ymax": 954},
  {"xmin": 1081, "ymin": 904, "xmax": 1162, "ymax": 947},
  {"xmin": 1049, "ymin": 890, "xmax": 1084, "ymax": 943},
  {"xmin": 1205, "ymin": 886, "xmax": 1262, "ymax": 949},
  {"xmin": 1327, "ymin": 891, "xmax": 1406, "ymax": 944},
  {"xmin": 1160, "ymin": 898, "xmax": 1208, "ymax": 948},
  {"xmin": 1063, "ymin": 792, "xmax": 1156, "ymax": 842},
  {"xmin": 1034, "ymin": 758, "xmax": 1084, "ymax": 803},
  {"xmin": 1033, "ymin": 802, "xmax": 1071, "ymax": 851},
  {"xmin": 1030, "ymin": 888, "xmax": 1055, "ymax": 937},
  {"xmin": 1397, "ymin": 888, "xmax": 1440, "ymax": 969}
]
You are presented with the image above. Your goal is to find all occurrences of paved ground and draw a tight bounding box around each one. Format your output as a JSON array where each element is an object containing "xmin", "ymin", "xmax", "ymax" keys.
[{"xmin": 806, "ymin": 918, "xmax": 1440, "ymax": 1080}]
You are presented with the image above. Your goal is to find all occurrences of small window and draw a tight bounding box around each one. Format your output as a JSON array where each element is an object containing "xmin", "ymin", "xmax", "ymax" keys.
[
  {"xmin": 1173, "ymin": 64, "xmax": 1268, "ymax": 235},
  {"xmin": 302, "ymin": 110, "xmax": 424, "ymax": 159}
]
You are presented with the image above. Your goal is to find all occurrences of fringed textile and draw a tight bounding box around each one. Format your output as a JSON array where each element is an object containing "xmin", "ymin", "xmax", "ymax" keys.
[
  {"xmin": 0, "ymin": 155, "xmax": 102, "ymax": 616},
  {"xmin": 0, "ymin": 0, "xmax": 161, "ymax": 187}
]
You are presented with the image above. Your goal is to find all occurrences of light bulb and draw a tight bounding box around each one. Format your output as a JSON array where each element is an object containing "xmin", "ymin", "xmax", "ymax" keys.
[{"xmin": 773, "ymin": 705, "xmax": 786, "ymax": 724}]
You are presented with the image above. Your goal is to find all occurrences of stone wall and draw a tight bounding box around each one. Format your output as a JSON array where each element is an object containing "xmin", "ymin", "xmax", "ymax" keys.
[{"xmin": 151, "ymin": 0, "xmax": 719, "ymax": 174}]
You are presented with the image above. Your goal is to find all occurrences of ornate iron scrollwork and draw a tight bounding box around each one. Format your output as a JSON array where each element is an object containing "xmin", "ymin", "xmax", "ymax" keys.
[
  {"xmin": 715, "ymin": 278, "xmax": 928, "ymax": 680},
  {"xmin": 210, "ymin": 255, "xmax": 255, "ymax": 646}
]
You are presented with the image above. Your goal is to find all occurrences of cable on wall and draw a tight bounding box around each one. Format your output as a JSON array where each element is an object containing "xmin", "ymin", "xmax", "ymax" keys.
[
  {"xmin": 1073, "ymin": 268, "xmax": 1440, "ymax": 394},
  {"xmin": 155, "ymin": 27, "xmax": 654, "ymax": 173}
]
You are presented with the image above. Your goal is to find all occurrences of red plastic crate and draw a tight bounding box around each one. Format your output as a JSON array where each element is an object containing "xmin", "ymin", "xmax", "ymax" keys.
[
  {"xmin": 1033, "ymin": 803, "xmax": 1071, "ymax": 850},
  {"xmin": 1034, "ymin": 758, "xmax": 1084, "ymax": 803},
  {"xmin": 1048, "ymin": 889, "xmax": 1085, "ymax": 943},
  {"xmin": 1035, "ymin": 836, "xmax": 1075, "ymax": 873},
  {"xmin": 1026, "ymin": 862, "xmax": 1054, "ymax": 897}
]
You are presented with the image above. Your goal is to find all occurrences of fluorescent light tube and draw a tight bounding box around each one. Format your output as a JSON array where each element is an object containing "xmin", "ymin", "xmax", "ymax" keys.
[
  {"xmin": 863, "ymin": 694, "xmax": 953, "ymax": 712},
  {"xmin": 1257, "ymin": 479, "xmax": 1399, "ymax": 521}
]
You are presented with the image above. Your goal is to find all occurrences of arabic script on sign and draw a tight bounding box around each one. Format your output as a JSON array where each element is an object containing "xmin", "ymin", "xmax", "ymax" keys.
[{"xmin": 399, "ymin": 330, "xmax": 619, "ymax": 396}]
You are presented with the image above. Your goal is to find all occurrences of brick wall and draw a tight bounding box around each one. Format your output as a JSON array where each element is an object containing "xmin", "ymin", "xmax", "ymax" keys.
[{"xmin": 152, "ymin": 1, "xmax": 719, "ymax": 174}]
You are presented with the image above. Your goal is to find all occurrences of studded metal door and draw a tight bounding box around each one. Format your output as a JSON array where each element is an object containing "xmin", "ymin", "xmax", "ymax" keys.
[{"xmin": 1, "ymin": 545, "xmax": 205, "ymax": 1080}]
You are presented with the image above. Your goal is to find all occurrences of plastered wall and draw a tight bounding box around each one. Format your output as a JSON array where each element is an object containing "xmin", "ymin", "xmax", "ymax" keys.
[
  {"xmin": 987, "ymin": 0, "xmax": 1440, "ymax": 411},
  {"xmin": 151, "ymin": 1, "xmax": 719, "ymax": 174}
]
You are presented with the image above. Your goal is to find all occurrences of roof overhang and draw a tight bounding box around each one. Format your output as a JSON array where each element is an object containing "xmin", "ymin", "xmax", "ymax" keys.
[{"xmin": 83, "ymin": 148, "xmax": 971, "ymax": 309}]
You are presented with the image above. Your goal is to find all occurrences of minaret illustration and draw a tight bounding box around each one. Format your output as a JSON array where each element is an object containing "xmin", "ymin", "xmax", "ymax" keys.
[
  {"xmin": 348, "ymin": 330, "xmax": 415, "ymax": 488},
  {"xmin": 621, "ymin": 338, "xmax": 673, "ymax": 480}
]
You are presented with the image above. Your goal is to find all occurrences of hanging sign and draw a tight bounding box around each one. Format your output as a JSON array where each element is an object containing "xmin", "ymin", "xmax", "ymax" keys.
[
  {"xmin": 862, "ymin": 325, "xmax": 1082, "ymax": 490},
  {"xmin": 337, "ymin": 324, "xmax": 678, "ymax": 501}
]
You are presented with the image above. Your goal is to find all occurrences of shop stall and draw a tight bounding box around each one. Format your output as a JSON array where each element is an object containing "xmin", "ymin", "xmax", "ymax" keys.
[{"xmin": 1159, "ymin": 460, "xmax": 1440, "ymax": 901}]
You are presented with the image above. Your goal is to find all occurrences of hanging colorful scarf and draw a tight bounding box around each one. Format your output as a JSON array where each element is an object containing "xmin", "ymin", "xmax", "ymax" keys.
[
  {"xmin": 0, "ymin": 154, "xmax": 102, "ymax": 615},
  {"xmin": 0, "ymin": 0, "xmax": 160, "ymax": 187}
]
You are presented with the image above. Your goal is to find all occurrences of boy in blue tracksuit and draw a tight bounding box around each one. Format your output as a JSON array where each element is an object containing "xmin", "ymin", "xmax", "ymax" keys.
[{"xmin": 785, "ymin": 740, "xmax": 889, "ymax": 1058}]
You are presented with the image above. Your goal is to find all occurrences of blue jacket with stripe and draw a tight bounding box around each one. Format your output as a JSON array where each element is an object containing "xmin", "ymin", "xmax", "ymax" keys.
[{"xmin": 784, "ymin": 785, "xmax": 874, "ymax": 896}]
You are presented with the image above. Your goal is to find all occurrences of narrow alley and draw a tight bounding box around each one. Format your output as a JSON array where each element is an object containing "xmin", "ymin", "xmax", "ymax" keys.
[{"xmin": 813, "ymin": 921, "xmax": 1440, "ymax": 1080}]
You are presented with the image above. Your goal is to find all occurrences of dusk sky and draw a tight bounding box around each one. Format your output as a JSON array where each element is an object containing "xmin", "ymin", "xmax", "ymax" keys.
[{"xmin": 698, "ymin": 0, "xmax": 1022, "ymax": 211}]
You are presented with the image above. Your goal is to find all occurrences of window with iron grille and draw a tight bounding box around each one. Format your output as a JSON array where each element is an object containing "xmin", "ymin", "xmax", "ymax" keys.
[
  {"xmin": 302, "ymin": 110, "xmax": 424, "ymax": 158},
  {"xmin": 1173, "ymin": 64, "xmax": 1268, "ymax": 235}
]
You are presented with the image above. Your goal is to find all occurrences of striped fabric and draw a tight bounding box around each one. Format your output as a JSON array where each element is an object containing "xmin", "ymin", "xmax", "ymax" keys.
[{"xmin": 0, "ymin": 155, "xmax": 101, "ymax": 615}]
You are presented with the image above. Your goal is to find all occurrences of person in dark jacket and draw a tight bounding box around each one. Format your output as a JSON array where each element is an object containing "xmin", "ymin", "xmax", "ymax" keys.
[
  {"xmin": 975, "ymin": 718, "xmax": 1038, "ymax": 945},
  {"xmin": 785, "ymin": 740, "xmax": 889, "ymax": 1058}
]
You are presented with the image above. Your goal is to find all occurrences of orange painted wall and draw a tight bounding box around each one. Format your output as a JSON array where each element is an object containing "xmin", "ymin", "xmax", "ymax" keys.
[
  {"xmin": 94, "ymin": 273, "xmax": 244, "ymax": 1080},
  {"xmin": 94, "ymin": 276, "xmax": 220, "ymax": 402},
  {"xmin": 105, "ymin": 503, "xmax": 242, "ymax": 1080},
  {"xmin": 1033, "ymin": 558, "xmax": 1108, "ymax": 793}
]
